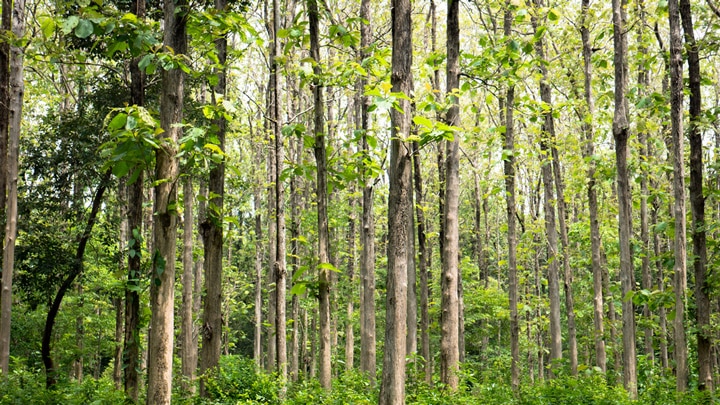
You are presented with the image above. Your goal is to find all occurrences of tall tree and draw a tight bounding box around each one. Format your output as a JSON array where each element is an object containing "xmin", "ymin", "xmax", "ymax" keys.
[
  {"xmin": 379, "ymin": 0, "xmax": 411, "ymax": 400},
  {"xmin": 532, "ymin": 0, "xmax": 561, "ymax": 374},
  {"xmin": 502, "ymin": 0, "xmax": 520, "ymax": 391},
  {"xmin": 358, "ymin": 0, "xmax": 377, "ymax": 382},
  {"xmin": 680, "ymin": 0, "xmax": 712, "ymax": 391},
  {"xmin": 580, "ymin": 0, "xmax": 606, "ymax": 373},
  {"xmin": 307, "ymin": 0, "xmax": 332, "ymax": 389},
  {"xmin": 181, "ymin": 176, "xmax": 196, "ymax": 392},
  {"xmin": 440, "ymin": 0, "xmax": 460, "ymax": 390},
  {"xmin": 0, "ymin": 0, "xmax": 22, "ymax": 376},
  {"xmin": 412, "ymin": 140, "xmax": 431, "ymax": 383},
  {"xmin": 146, "ymin": 0, "xmax": 186, "ymax": 401},
  {"xmin": 123, "ymin": 3, "xmax": 145, "ymax": 399},
  {"xmin": 200, "ymin": 0, "xmax": 228, "ymax": 394},
  {"xmin": 669, "ymin": 0, "xmax": 687, "ymax": 392},
  {"xmin": 612, "ymin": 0, "xmax": 637, "ymax": 397}
]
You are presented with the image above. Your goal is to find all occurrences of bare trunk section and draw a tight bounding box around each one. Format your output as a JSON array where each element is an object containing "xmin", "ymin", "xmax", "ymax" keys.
[
  {"xmin": 181, "ymin": 177, "xmax": 196, "ymax": 392},
  {"xmin": 290, "ymin": 136, "xmax": 302, "ymax": 380},
  {"xmin": 669, "ymin": 0, "xmax": 687, "ymax": 391},
  {"xmin": 680, "ymin": 0, "xmax": 712, "ymax": 391},
  {"xmin": 345, "ymin": 193, "xmax": 357, "ymax": 371},
  {"xmin": 580, "ymin": 0, "xmax": 606, "ymax": 373},
  {"xmin": 147, "ymin": 0, "xmax": 186, "ymax": 401},
  {"xmin": 440, "ymin": 0, "xmax": 460, "ymax": 390},
  {"xmin": 412, "ymin": 141, "xmax": 431, "ymax": 384},
  {"xmin": 0, "ymin": 0, "xmax": 23, "ymax": 376},
  {"xmin": 612, "ymin": 0, "xmax": 636, "ymax": 397},
  {"xmin": 379, "ymin": 0, "xmax": 411, "ymax": 401}
]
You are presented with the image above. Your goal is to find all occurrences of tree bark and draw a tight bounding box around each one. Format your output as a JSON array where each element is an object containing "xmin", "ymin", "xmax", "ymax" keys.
[
  {"xmin": 413, "ymin": 141, "xmax": 431, "ymax": 384},
  {"xmin": 0, "ymin": 0, "xmax": 23, "ymax": 376},
  {"xmin": 147, "ymin": 0, "xmax": 186, "ymax": 401},
  {"xmin": 345, "ymin": 193, "xmax": 357, "ymax": 371},
  {"xmin": 612, "ymin": 0, "xmax": 637, "ymax": 397},
  {"xmin": 580, "ymin": 0, "xmax": 606, "ymax": 374},
  {"xmin": 669, "ymin": 0, "xmax": 687, "ymax": 392},
  {"xmin": 358, "ymin": 0, "xmax": 376, "ymax": 383},
  {"xmin": 502, "ymin": 0, "xmax": 520, "ymax": 391},
  {"xmin": 307, "ymin": 0, "xmax": 332, "ymax": 389},
  {"xmin": 680, "ymin": 0, "xmax": 712, "ymax": 391},
  {"xmin": 181, "ymin": 176, "xmax": 196, "ymax": 392},
  {"xmin": 532, "ymin": 0, "xmax": 561, "ymax": 375},
  {"xmin": 379, "ymin": 0, "xmax": 411, "ymax": 401},
  {"xmin": 42, "ymin": 172, "xmax": 111, "ymax": 387},
  {"xmin": 440, "ymin": 0, "xmax": 460, "ymax": 390}
]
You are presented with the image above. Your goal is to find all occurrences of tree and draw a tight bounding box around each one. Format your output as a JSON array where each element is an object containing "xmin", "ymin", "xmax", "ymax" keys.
[
  {"xmin": 612, "ymin": 0, "xmax": 637, "ymax": 397},
  {"xmin": 580, "ymin": 0, "xmax": 606, "ymax": 373},
  {"xmin": 199, "ymin": 0, "xmax": 228, "ymax": 395},
  {"xmin": 440, "ymin": 0, "xmax": 460, "ymax": 390},
  {"xmin": 358, "ymin": 0, "xmax": 377, "ymax": 382},
  {"xmin": 680, "ymin": 0, "xmax": 712, "ymax": 391},
  {"xmin": 146, "ymin": 0, "xmax": 186, "ymax": 401},
  {"xmin": 668, "ymin": 0, "xmax": 687, "ymax": 392},
  {"xmin": 307, "ymin": 0, "xmax": 331, "ymax": 389},
  {"xmin": 379, "ymin": 0, "xmax": 411, "ymax": 402},
  {"xmin": 0, "ymin": 0, "xmax": 24, "ymax": 375}
]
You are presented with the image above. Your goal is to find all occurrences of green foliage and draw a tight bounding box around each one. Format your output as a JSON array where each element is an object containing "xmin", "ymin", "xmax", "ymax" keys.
[{"xmin": 203, "ymin": 355, "xmax": 279, "ymax": 404}]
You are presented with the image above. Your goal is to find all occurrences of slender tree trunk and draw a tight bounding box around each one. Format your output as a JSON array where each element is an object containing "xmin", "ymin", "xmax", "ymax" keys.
[
  {"xmin": 290, "ymin": 136, "xmax": 302, "ymax": 380},
  {"xmin": 181, "ymin": 176, "xmax": 196, "ymax": 392},
  {"xmin": 407, "ymin": 172, "xmax": 418, "ymax": 365},
  {"xmin": 358, "ymin": 0, "xmax": 376, "ymax": 383},
  {"xmin": 680, "ymin": 0, "xmax": 712, "ymax": 391},
  {"xmin": 42, "ymin": 172, "xmax": 111, "ymax": 387},
  {"xmin": 123, "ymin": 0, "xmax": 145, "ymax": 398},
  {"xmin": 345, "ymin": 192, "xmax": 356, "ymax": 371},
  {"xmin": 0, "ymin": 1, "xmax": 9, "ymax": 337},
  {"xmin": 147, "ymin": 0, "xmax": 186, "ymax": 401},
  {"xmin": 669, "ymin": 0, "xmax": 687, "ymax": 391},
  {"xmin": 199, "ymin": 0, "xmax": 227, "ymax": 394},
  {"xmin": 412, "ymin": 141, "xmax": 431, "ymax": 384},
  {"xmin": 532, "ymin": 0, "xmax": 561, "ymax": 374},
  {"xmin": 440, "ymin": 0, "xmax": 460, "ymax": 390},
  {"xmin": 635, "ymin": 0, "xmax": 655, "ymax": 365},
  {"xmin": 379, "ymin": 0, "xmax": 411, "ymax": 401},
  {"xmin": 580, "ymin": 0, "xmax": 606, "ymax": 373},
  {"xmin": 612, "ymin": 0, "xmax": 636, "ymax": 396},
  {"xmin": 307, "ymin": 0, "xmax": 331, "ymax": 389},
  {"xmin": 502, "ymin": 0, "xmax": 520, "ymax": 391},
  {"xmin": 112, "ymin": 297, "xmax": 123, "ymax": 389},
  {"xmin": 0, "ymin": 0, "xmax": 23, "ymax": 376}
]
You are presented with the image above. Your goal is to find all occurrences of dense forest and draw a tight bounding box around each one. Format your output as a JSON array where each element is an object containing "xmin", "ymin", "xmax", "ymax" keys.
[{"xmin": 1, "ymin": 0, "xmax": 720, "ymax": 403}]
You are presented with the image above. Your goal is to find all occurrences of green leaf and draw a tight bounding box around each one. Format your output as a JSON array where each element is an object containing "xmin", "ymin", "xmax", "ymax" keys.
[
  {"xmin": 75, "ymin": 19, "xmax": 94, "ymax": 39},
  {"xmin": 548, "ymin": 8, "xmax": 560, "ymax": 22},
  {"xmin": 413, "ymin": 115, "xmax": 433, "ymax": 128},
  {"xmin": 39, "ymin": 16, "xmax": 56, "ymax": 38},
  {"xmin": 62, "ymin": 16, "xmax": 79, "ymax": 35},
  {"xmin": 108, "ymin": 113, "xmax": 127, "ymax": 131},
  {"xmin": 290, "ymin": 283, "xmax": 307, "ymax": 296}
]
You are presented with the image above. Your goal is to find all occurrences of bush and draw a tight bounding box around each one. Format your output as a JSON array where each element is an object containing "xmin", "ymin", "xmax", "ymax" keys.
[{"xmin": 203, "ymin": 355, "xmax": 280, "ymax": 404}]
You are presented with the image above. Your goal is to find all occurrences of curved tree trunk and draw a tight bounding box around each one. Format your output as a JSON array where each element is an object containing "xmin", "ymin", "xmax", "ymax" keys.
[{"xmin": 42, "ymin": 171, "xmax": 111, "ymax": 387}]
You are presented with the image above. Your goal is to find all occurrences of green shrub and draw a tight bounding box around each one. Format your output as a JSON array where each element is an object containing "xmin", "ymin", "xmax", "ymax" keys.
[{"xmin": 203, "ymin": 355, "xmax": 279, "ymax": 404}]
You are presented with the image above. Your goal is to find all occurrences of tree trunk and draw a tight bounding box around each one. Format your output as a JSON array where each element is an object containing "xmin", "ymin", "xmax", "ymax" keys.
[
  {"xmin": 379, "ymin": 0, "xmax": 411, "ymax": 401},
  {"xmin": 147, "ymin": 0, "xmax": 186, "ymax": 401},
  {"xmin": 345, "ymin": 193, "xmax": 356, "ymax": 371},
  {"xmin": 181, "ymin": 176, "xmax": 196, "ymax": 392},
  {"xmin": 0, "ymin": 0, "xmax": 23, "ymax": 376},
  {"xmin": 358, "ymin": 0, "xmax": 376, "ymax": 383},
  {"xmin": 612, "ymin": 0, "xmax": 637, "ymax": 396},
  {"xmin": 502, "ymin": 0, "xmax": 520, "ymax": 391},
  {"xmin": 42, "ymin": 172, "xmax": 111, "ymax": 387},
  {"xmin": 680, "ymin": 0, "xmax": 712, "ymax": 391},
  {"xmin": 580, "ymin": 0, "xmax": 606, "ymax": 373},
  {"xmin": 532, "ymin": 0, "xmax": 561, "ymax": 374},
  {"xmin": 290, "ymin": 136, "xmax": 302, "ymax": 380},
  {"xmin": 412, "ymin": 141, "xmax": 431, "ymax": 384},
  {"xmin": 307, "ymin": 0, "xmax": 331, "ymax": 389},
  {"xmin": 199, "ymin": 0, "xmax": 227, "ymax": 394},
  {"xmin": 440, "ymin": 0, "xmax": 460, "ymax": 390},
  {"xmin": 669, "ymin": 0, "xmax": 687, "ymax": 391}
]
